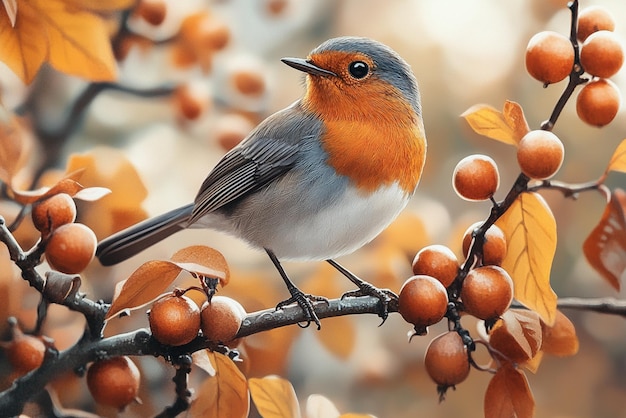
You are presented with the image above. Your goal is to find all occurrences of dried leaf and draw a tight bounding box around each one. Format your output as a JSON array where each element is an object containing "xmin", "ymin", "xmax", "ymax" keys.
[
  {"xmin": 249, "ymin": 375, "xmax": 300, "ymax": 418},
  {"xmin": 105, "ymin": 261, "xmax": 182, "ymax": 320},
  {"xmin": 540, "ymin": 310, "xmax": 579, "ymax": 357},
  {"xmin": 489, "ymin": 309, "xmax": 542, "ymax": 364},
  {"xmin": 496, "ymin": 192, "xmax": 558, "ymax": 325},
  {"xmin": 189, "ymin": 352, "xmax": 249, "ymax": 418},
  {"xmin": 306, "ymin": 394, "xmax": 341, "ymax": 418},
  {"xmin": 340, "ymin": 414, "xmax": 377, "ymax": 418},
  {"xmin": 0, "ymin": 0, "xmax": 118, "ymax": 83},
  {"xmin": 484, "ymin": 363, "xmax": 535, "ymax": 418},
  {"xmin": 171, "ymin": 245, "xmax": 230, "ymax": 286},
  {"xmin": 461, "ymin": 101, "xmax": 528, "ymax": 146},
  {"xmin": 12, "ymin": 178, "xmax": 86, "ymax": 204},
  {"xmin": 191, "ymin": 349, "xmax": 216, "ymax": 376},
  {"xmin": 583, "ymin": 189, "xmax": 626, "ymax": 291},
  {"xmin": 606, "ymin": 139, "xmax": 626, "ymax": 175}
]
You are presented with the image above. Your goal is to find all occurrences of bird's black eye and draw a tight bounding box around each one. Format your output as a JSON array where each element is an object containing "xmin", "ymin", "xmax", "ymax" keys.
[{"xmin": 348, "ymin": 61, "xmax": 369, "ymax": 79}]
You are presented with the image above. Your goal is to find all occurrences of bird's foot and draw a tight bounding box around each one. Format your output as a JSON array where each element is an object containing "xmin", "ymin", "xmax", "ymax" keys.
[
  {"xmin": 341, "ymin": 282, "xmax": 398, "ymax": 324},
  {"xmin": 276, "ymin": 289, "xmax": 328, "ymax": 330}
]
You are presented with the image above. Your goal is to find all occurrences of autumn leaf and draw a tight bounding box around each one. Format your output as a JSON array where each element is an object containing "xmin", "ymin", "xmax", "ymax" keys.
[
  {"xmin": 496, "ymin": 192, "xmax": 558, "ymax": 325},
  {"xmin": 0, "ymin": 0, "xmax": 121, "ymax": 83},
  {"xmin": 489, "ymin": 309, "xmax": 542, "ymax": 365},
  {"xmin": 191, "ymin": 349, "xmax": 216, "ymax": 376},
  {"xmin": 540, "ymin": 309, "xmax": 579, "ymax": 357},
  {"xmin": 583, "ymin": 188, "xmax": 626, "ymax": 291},
  {"xmin": 249, "ymin": 375, "xmax": 301, "ymax": 418},
  {"xmin": 171, "ymin": 245, "xmax": 230, "ymax": 286},
  {"xmin": 605, "ymin": 139, "xmax": 626, "ymax": 175},
  {"xmin": 306, "ymin": 394, "xmax": 341, "ymax": 418},
  {"xmin": 461, "ymin": 100, "xmax": 529, "ymax": 146},
  {"xmin": 189, "ymin": 352, "xmax": 249, "ymax": 418},
  {"xmin": 0, "ymin": 108, "xmax": 28, "ymax": 185},
  {"xmin": 105, "ymin": 261, "xmax": 183, "ymax": 320},
  {"xmin": 484, "ymin": 363, "xmax": 535, "ymax": 418}
]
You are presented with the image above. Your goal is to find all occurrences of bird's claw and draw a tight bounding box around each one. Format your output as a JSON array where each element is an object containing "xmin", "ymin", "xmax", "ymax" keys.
[
  {"xmin": 276, "ymin": 291, "xmax": 328, "ymax": 330},
  {"xmin": 341, "ymin": 283, "xmax": 398, "ymax": 325}
]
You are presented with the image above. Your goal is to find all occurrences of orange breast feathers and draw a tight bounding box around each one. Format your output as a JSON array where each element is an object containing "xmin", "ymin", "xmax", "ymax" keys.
[{"xmin": 303, "ymin": 75, "xmax": 426, "ymax": 195}]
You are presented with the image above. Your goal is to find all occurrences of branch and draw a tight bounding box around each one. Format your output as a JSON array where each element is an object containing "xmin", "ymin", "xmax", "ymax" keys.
[{"xmin": 557, "ymin": 297, "xmax": 626, "ymax": 317}]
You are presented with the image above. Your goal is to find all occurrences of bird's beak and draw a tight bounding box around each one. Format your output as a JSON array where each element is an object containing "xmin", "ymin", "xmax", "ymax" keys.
[{"xmin": 281, "ymin": 57, "xmax": 336, "ymax": 77}]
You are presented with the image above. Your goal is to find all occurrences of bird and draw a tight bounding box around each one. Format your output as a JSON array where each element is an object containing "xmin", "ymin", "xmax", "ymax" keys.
[{"xmin": 96, "ymin": 36, "xmax": 427, "ymax": 329}]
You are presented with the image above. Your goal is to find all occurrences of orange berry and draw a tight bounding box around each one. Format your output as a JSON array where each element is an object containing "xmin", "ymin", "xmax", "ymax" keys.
[
  {"xmin": 424, "ymin": 331, "xmax": 470, "ymax": 388},
  {"xmin": 87, "ymin": 356, "xmax": 140, "ymax": 411},
  {"xmin": 453, "ymin": 154, "xmax": 500, "ymax": 201},
  {"xmin": 4, "ymin": 333, "xmax": 46, "ymax": 376},
  {"xmin": 516, "ymin": 130, "xmax": 564, "ymax": 180},
  {"xmin": 200, "ymin": 296, "xmax": 246, "ymax": 344},
  {"xmin": 214, "ymin": 113, "xmax": 255, "ymax": 151},
  {"xmin": 265, "ymin": 0, "xmax": 289, "ymax": 16},
  {"xmin": 462, "ymin": 222, "xmax": 507, "ymax": 266},
  {"xmin": 31, "ymin": 193, "xmax": 76, "ymax": 236},
  {"xmin": 461, "ymin": 265, "xmax": 513, "ymax": 320},
  {"xmin": 580, "ymin": 31, "xmax": 624, "ymax": 78},
  {"xmin": 45, "ymin": 223, "xmax": 97, "ymax": 274},
  {"xmin": 525, "ymin": 31, "xmax": 574, "ymax": 84},
  {"xmin": 577, "ymin": 6, "xmax": 615, "ymax": 42},
  {"xmin": 412, "ymin": 244, "xmax": 459, "ymax": 287},
  {"xmin": 398, "ymin": 275, "xmax": 449, "ymax": 335},
  {"xmin": 149, "ymin": 295, "xmax": 201, "ymax": 346},
  {"xmin": 173, "ymin": 84, "xmax": 209, "ymax": 121},
  {"xmin": 136, "ymin": 0, "xmax": 167, "ymax": 26},
  {"xmin": 576, "ymin": 78, "xmax": 621, "ymax": 127},
  {"xmin": 232, "ymin": 69, "xmax": 266, "ymax": 97},
  {"xmin": 180, "ymin": 12, "xmax": 230, "ymax": 53}
]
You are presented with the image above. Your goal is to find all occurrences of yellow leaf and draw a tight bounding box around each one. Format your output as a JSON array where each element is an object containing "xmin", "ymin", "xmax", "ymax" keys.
[
  {"xmin": 63, "ymin": 0, "xmax": 136, "ymax": 12},
  {"xmin": 606, "ymin": 139, "xmax": 626, "ymax": 175},
  {"xmin": 249, "ymin": 375, "xmax": 301, "ymax": 418},
  {"xmin": 484, "ymin": 363, "xmax": 535, "ymax": 418},
  {"xmin": 190, "ymin": 352, "xmax": 249, "ymax": 418},
  {"xmin": 583, "ymin": 188, "xmax": 626, "ymax": 291},
  {"xmin": 496, "ymin": 192, "xmax": 558, "ymax": 325},
  {"xmin": 461, "ymin": 101, "xmax": 529, "ymax": 146},
  {"xmin": 105, "ymin": 260, "xmax": 182, "ymax": 320},
  {"xmin": 0, "ymin": 0, "xmax": 117, "ymax": 83}
]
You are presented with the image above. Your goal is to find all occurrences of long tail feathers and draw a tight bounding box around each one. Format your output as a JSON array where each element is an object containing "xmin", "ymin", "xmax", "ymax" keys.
[{"xmin": 96, "ymin": 204, "xmax": 194, "ymax": 266}]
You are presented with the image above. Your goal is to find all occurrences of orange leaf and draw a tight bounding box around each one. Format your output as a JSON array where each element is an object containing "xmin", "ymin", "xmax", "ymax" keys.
[
  {"xmin": 485, "ymin": 363, "xmax": 534, "ymax": 418},
  {"xmin": 191, "ymin": 349, "xmax": 216, "ymax": 376},
  {"xmin": 461, "ymin": 101, "xmax": 529, "ymax": 146},
  {"xmin": 340, "ymin": 415, "xmax": 377, "ymax": 418},
  {"xmin": 105, "ymin": 260, "xmax": 182, "ymax": 320},
  {"xmin": 249, "ymin": 375, "xmax": 301, "ymax": 418},
  {"xmin": 0, "ymin": 110, "xmax": 26, "ymax": 185},
  {"xmin": 0, "ymin": 0, "xmax": 117, "ymax": 83},
  {"xmin": 11, "ymin": 177, "xmax": 87, "ymax": 204},
  {"xmin": 63, "ymin": 0, "xmax": 136, "ymax": 12},
  {"xmin": 189, "ymin": 352, "xmax": 249, "ymax": 418},
  {"xmin": 2, "ymin": 0, "xmax": 17, "ymax": 27},
  {"xmin": 583, "ymin": 188, "xmax": 626, "ymax": 291},
  {"xmin": 605, "ymin": 139, "xmax": 626, "ymax": 175},
  {"xmin": 170, "ymin": 245, "xmax": 230, "ymax": 286},
  {"xmin": 496, "ymin": 192, "xmax": 558, "ymax": 325},
  {"xmin": 541, "ymin": 310, "xmax": 579, "ymax": 357},
  {"xmin": 489, "ymin": 309, "xmax": 542, "ymax": 364}
]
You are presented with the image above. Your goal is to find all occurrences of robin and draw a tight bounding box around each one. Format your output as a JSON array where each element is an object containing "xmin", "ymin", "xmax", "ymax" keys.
[{"xmin": 97, "ymin": 36, "xmax": 427, "ymax": 329}]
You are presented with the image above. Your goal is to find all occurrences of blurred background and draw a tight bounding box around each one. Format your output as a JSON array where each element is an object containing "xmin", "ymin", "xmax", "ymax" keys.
[{"xmin": 2, "ymin": 0, "xmax": 626, "ymax": 416}]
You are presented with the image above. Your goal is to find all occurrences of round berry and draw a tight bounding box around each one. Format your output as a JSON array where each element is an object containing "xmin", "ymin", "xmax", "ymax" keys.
[
  {"xmin": 424, "ymin": 331, "xmax": 470, "ymax": 388},
  {"xmin": 452, "ymin": 154, "xmax": 500, "ymax": 201},
  {"xmin": 200, "ymin": 296, "xmax": 246, "ymax": 344},
  {"xmin": 412, "ymin": 245, "xmax": 459, "ymax": 287},
  {"xmin": 460, "ymin": 265, "xmax": 514, "ymax": 320},
  {"xmin": 173, "ymin": 84, "xmax": 209, "ymax": 121},
  {"xmin": 462, "ymin": 222, "xmax": 507, "ymax": 266},
  {"xmin": 580, "ymin": 30, "xmax": 624, "ymax": 78},
  {"xmin": 576, "ymin": 78, "xmax": 621, "ymax": 127},
  {"xmin": 232, "ymin": 69, "xmax": 266, "ymax": 97},
  {"xmin": 525, "ymin": 31, "xmax": 574, "ymax": 85},
  {"xmin": 516, "ymin": 130, "xmax": 564, "ymax": 180},
  {"xmin": 45, "ymin": 223, "xmax": 97, "ymax": 274},
  {"xmin": 180, "ymin": 12, "xmax": 230, "ymax": 53},
  {"xmin": 4, "ymin": 333, "xmax": 46, "ymax": 376},
  {"xmin": 577, "ymin": 6, "xmax": 615, "ymax": 42},
  {"xmin": 136, "ymin": 0, "xmax": 166, "ymax": 26},
  {"xmin": 149, "ymin": 295, "xmax": 201, "ymax": 346},
  {"xmin": 87, "ymin": 356, "xmax": 140, "ymax": 411},
  {"xmin": 398, "ymin": 275, "xmax": 449, "ymax": 335},
  {"xmin": 32, "ymin": 193, "xmax": 76, "ymax": 236}
]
